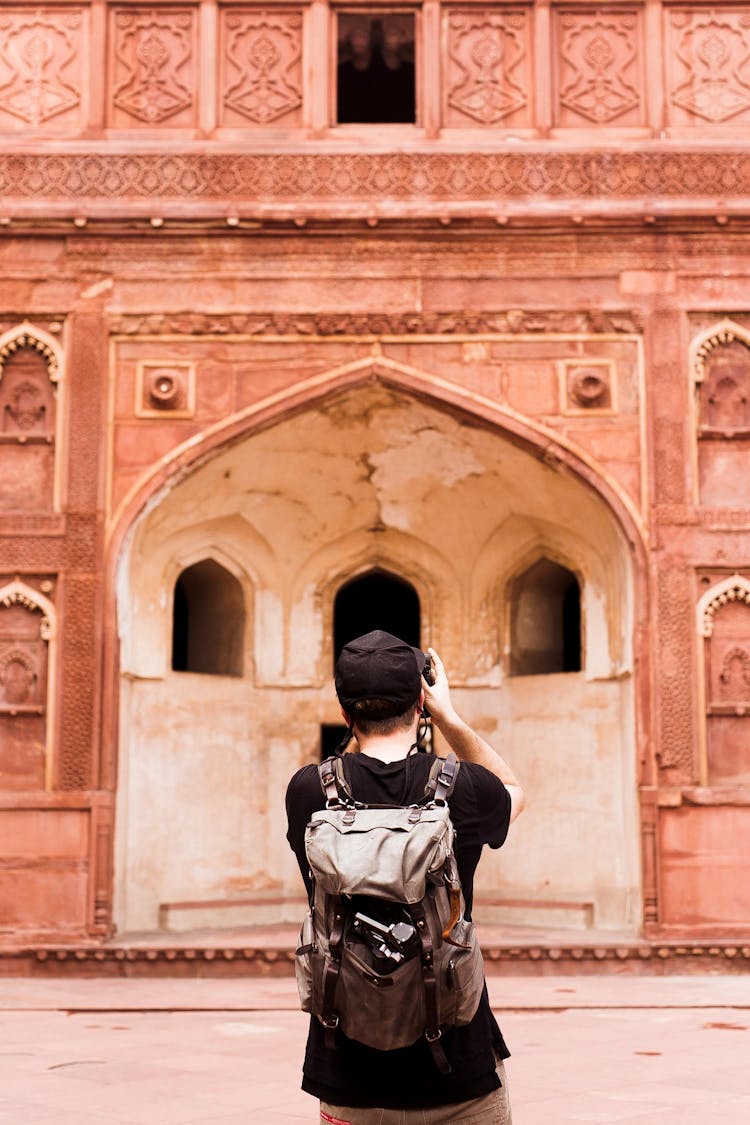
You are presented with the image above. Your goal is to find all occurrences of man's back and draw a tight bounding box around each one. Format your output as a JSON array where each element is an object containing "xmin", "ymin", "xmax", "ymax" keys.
[{"xmin": 286, "ymin": 750, "xmax": 512, "ymax": 1109}]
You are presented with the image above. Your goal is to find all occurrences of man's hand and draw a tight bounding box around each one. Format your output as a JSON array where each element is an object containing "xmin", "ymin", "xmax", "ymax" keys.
[{"xmin": 422, "ymin": 647, "xmax": 457, "ymax": 727}]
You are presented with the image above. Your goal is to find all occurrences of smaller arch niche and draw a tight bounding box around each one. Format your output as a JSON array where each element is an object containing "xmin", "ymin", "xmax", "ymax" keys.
[
  {"xmin": 509, "ymin": 559, "xmax": 582, "ymax": 676},
  {"xmin": 171, "ymin": 559, "xmax": 245, "ymax": 677},
  {"xmin": 333, "ymin": 568, "xmax": 421, "ymax": 663}
]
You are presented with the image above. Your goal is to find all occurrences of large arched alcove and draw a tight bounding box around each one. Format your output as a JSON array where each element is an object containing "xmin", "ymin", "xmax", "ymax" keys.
[{"xmin": 115, "ymin": 382, "xmax": 639, "ymax": 936}]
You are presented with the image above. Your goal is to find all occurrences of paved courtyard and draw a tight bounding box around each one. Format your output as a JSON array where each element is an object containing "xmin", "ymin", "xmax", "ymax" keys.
[{"xmin": 0, "ymin": 975, "xmax": 748, "ymax": 1124}]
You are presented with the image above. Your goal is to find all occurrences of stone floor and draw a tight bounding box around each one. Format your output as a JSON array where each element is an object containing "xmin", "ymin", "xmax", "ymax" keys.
[{"xmin": 0, "ymin": 975, "xmax": 748, "ymax": 1123}]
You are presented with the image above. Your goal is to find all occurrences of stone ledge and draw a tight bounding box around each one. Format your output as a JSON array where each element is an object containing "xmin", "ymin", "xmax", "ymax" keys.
[{"xmin": 2, "ymin": 940, "xmax": 749, "ymax": 978}]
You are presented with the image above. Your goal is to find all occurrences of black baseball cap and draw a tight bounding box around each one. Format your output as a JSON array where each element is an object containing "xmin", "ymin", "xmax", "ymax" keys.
[{"xmin": 335, "ymin": 629, "xmax": 426, "ymax": 717}]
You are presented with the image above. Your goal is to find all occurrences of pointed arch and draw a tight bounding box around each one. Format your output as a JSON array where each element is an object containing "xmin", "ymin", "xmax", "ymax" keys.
[
  {"xmin": 0, "ymin": 322, "xmax": 63, "ymax": 383},
  {"xmin": 697, "ymin": 575, "xmax": 750, "ymax": 638},
  {"xmin": 690, "ymin": 319, "xmax": 750, "ymax": 384}
]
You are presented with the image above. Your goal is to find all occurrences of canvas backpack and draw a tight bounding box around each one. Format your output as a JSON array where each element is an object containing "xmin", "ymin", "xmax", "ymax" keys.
[{"xmin": 294, "ymin": 752, "xmax": 485, "ymax": 1073}]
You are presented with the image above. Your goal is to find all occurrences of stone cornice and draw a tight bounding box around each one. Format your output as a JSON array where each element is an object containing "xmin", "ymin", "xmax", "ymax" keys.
[{"xmin": 2, "ymin": 150, "xmax": 750, "ymax": 219}]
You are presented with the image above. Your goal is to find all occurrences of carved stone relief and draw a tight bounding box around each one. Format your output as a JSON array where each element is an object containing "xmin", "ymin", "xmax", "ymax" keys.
[
  {"xmin": 699, "ymin": 577, "xmax": 750, "ymax": 784},
  {"xmin": 0, "ymin": 580, "xmax": 53, "ymax": 791},
  {"xmin": 692, "ymin": 322, "xmax": 750, "ymax": 505},
  {"xmin": 0, "ymin": 328, "xmax": 59, "ymax": 512},
  {"xmin": 221, "ymin": 8, "xmax": 303, "ymax": 127},
  {"xmin": 445, "ymin": 9, "xmax": 530, "ymax": 128},
  {"xmin": 110, "ymin": 6, "xmax": 196, "ymax": 127},
  {"xmin": 555, "ymin": 9, "xmax": 642, "ymax": 126},
  {"xmin": 0, "ymin": 6, "xmax": 83, "ymax": 130},
  {"xmin": 668, "ymin": 8, "xmax": 750, "ymax": 125}
]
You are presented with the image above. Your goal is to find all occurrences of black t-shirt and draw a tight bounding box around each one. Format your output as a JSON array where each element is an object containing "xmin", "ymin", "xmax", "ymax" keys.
[{"xmin": 285, "ymin": 750, "xmax": 512, "ymax": 1109}]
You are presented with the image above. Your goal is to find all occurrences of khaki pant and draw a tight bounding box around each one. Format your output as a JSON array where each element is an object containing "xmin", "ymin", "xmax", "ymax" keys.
[{"xmin": 320, "ymin": 1060, "xmax": 512, "ymax": 1125}]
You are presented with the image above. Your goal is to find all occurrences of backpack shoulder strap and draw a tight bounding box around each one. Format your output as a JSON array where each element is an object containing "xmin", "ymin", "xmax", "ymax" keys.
[
  {"xmin": 423, "ymin": 752, "xmax": 460, "ymax": 805},
  {"xmin": 318, "ymin": 755, "xmax": 356, "ymax": 806}
]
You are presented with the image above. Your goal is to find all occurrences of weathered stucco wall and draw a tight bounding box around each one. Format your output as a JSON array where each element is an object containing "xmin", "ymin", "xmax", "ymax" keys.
[{"xmin": 116, "ymin": 384, "xmax": 636, "ymax": 934}]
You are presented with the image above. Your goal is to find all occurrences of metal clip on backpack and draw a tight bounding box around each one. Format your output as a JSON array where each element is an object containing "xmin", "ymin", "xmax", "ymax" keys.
[{"xmin": 295, "ymin": 753, "xmax": 485, "ymax": 1074}]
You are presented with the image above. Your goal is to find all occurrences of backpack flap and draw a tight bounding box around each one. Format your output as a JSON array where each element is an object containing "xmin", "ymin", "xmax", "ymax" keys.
[{"xmin": 305, "ymin": 805, "xmax": 454, "ymax": 903}]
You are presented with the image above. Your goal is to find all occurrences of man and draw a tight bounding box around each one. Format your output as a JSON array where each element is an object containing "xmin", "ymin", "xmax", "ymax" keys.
[{"xmin": 286, "ymin": 630, "xmax": 525, "ymax": 1125}]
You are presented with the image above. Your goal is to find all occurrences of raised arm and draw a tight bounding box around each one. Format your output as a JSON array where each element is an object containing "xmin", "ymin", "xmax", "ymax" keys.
[{"xmin": 423, "ymin": 648, "xmax": 525, "ymax": 824}]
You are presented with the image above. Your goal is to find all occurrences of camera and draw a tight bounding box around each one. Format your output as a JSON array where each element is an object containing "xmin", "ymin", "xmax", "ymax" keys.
[{"xmin": 422, "ymin": 652, "xmax": 435, "ymax": 686}]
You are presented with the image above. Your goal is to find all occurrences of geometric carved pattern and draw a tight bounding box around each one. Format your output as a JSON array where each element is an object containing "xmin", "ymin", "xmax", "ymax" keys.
[
  {"xmin": 556, "ymin": 9, "xmax": 641, "ymax": 125},
  {"xmin": 669, "ymin": 8, "xmax": 750, "ymax": 124},
  {"xmin": 0, "ymin": 6, "xmax": 83, "ymax": 129},
  {"xmin": 446, "ymin": 9, "xmax": 529, "ymax": 127},
  {"xmin": 111, "ymin": 7, "xmax": 195, "ymax": 126},
  {"xmin": 221, "ymin": 8, "xmax": 303, "ymax": 127}
]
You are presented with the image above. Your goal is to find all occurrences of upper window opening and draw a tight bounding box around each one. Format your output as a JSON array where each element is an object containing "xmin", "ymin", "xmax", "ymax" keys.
[
  {"xmin": 333, "ymin": 568, "xmax": 420, "ymax": 663},
  {"xmin": 510, "ymin": 559, "xmax": 581, "ymax": 676},
  {"xmin": 172, "ymin": 559, "xmax": 245, "ymax": 677},
  {"xmin": 337, "ymin": 12, "xmax": 416, "ymax": 124}
]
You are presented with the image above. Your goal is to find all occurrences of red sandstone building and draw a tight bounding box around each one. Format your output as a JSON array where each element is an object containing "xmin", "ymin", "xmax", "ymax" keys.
[{"xmin": 1, "ymin": 1, "xmax": 749, "ymax": 973}]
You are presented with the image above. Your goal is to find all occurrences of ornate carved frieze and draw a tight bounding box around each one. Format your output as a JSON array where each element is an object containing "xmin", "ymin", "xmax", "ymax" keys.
[
  {"xmin": 0, "ymin": 6, "xmax": 83, "ymax": 130},
  {"xmin": 445, "ymin": 9, "xmax": 530, "ymax": 127},
  {"xmin": 110, "ymin": 309, "xmax": 643, "ymax": 337},
  {"xmin": 110, "ymin": 6, "xmax": 196, "ymax": 127},
  {"xmin": 5, "ymin": 150, "xmax": 750, "ymax": 208},
  {"xmin": 555, "ymin": 8, "xmax": 642, "ymax": 126},
  {"xmin": 221, "ymin": 8, "xmax": 303, "ymax": 127},
  {"xmin": 668, "ymin": 7, "xmax": 750, "ymax": 125}
]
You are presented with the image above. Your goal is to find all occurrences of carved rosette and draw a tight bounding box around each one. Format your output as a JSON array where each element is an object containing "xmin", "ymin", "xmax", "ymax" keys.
[
  {"xmin": 136, "ymin": 361, "xmax": 195, "ymax": 417},
  {"xmin": 555, "ymin": 9, "xmax": 642, "ymax": 126},
  {"xmin": 668, "ymin": 8, "xmax": 750, "ymax": 125},
  {"xmin": 560, "ymin": 359, "xmax": 616, "ymax": 414},
  {"xmin": 221, "ymin": 8, "xmax": 303, "ymax": 127},
  {"xmin": 110, "ymin": 7, "xmax": 196, "ymax": 127},
  {"xmin": 0, "ymin": 6, "xmax": 83, "ymax": 130},
  {"xmin": 445, "ymin": 9, "xmax": 530, "ymax": 127}
]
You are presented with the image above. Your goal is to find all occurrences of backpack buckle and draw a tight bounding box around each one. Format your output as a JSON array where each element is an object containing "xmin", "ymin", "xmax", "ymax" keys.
[
  {"xmin": 342, "ymin": 808, "xmax": 357, "ymax": 825},
  {"xmin": 407, "ymin": 805, "xmax": 423, "ymax": 823},
  {"xmin": 321, "ymin": 1014, "xmax": 340, "ymax": 1029}
]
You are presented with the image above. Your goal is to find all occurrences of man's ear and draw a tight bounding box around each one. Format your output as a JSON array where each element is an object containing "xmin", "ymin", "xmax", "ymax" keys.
[
  {"xmin": 418, "ymin": 690, "xmax": 425, "ymax": 713},
  {"xmin": 340, "ymin": 705, "xmax": 352, "ymax": 727}
]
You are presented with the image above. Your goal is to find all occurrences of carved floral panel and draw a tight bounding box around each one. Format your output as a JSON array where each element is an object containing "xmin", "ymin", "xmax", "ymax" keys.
[
  {"xmin": 0, "ymin": 6, "xmax": 84, "ymax": 131},
  {"xmin": 109, "ymin": 6, "xmax": 197, "ymax": 128},
  {"xmin": 445, "ymin": 8, "xmax": 531, "ymax": 128},
  {"xmin": 220, "ymin": 7, "xmax": 303, "ymax": 128},
  {"xmin": 554, "ymin": 8, "xmax": 643, "ymax": 127},
  {"xmin": 667, "ymin": 7, "xmax": 750, "ymax": 126},
  {"xmin": 705, "ymin": 598, "xmax": 750, "ymax": 784},
  {"xmin": 0, "ymin": 345, "xmax": 56, "ymax": 512}
]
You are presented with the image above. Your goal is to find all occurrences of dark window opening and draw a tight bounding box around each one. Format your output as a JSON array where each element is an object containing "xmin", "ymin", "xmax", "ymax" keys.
[
  {"xmin": 510, "ymin": 559, "xmax": 582, "ymax": 676},
  {"xmin": 172, "ymin": 559, "xmax": 245, "ymax": 677},
  {"xmin": 337, "ymin": 12, "xmax": 416, "ymax": 124},
  {"xmin": 333, "ymin": 569, "xmax": 421, "ymax": 663}
]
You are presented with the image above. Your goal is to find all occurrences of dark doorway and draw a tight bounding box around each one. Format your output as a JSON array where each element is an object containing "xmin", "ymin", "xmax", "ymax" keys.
[
  {"xmin": 333, "ymin": 569, "xmax": 421, "ymax": 662},
  {"xmin": 172, "ymin": 559, "xmax": 245, "ymax": 676}
]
